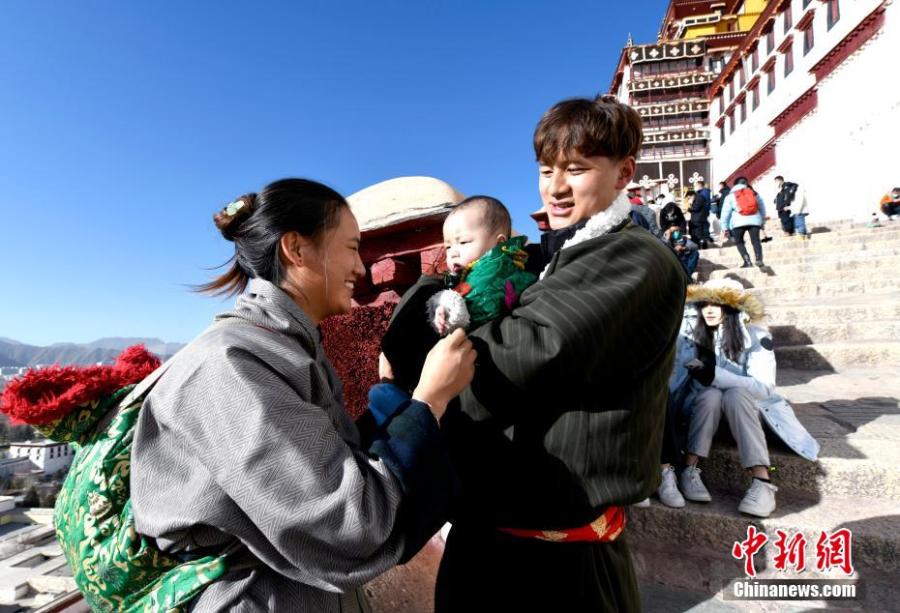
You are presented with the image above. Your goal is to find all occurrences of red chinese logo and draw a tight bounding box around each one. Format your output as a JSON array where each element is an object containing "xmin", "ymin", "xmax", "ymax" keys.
[
  {"xmin": 773, "ymin": 529, "xmax": 807, "ymax": 572},
  {"xmin": 815, "ymin": 528, "xmax": 854, "ymax": 575},
  {"xmin": 733, "ymin": 527, "xmax": 854, "ymax": 577},
  {"xmin": 732, "ymin": 525, "xmax": 768, "ymax": 578}
]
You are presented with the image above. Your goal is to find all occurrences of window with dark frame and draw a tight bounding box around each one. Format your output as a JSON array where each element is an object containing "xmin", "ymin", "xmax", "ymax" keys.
[
  {"xmin": 827, "ymin": 0, "xmax": 841, "ymax": 29},
  {"xmin": 752, "ymin": 84, "xmax": 759, "ymax": 110},
  {"xmin": 767, "ymin": 67, "xmax": 776, "ymax": 94},
  {"xmin": 784, "ymin": 6, "xmax": 793, "ymax": 33},
  {"xmin": 718, "ymin": 94, "xmax": 724, "ymax": 114},
  {"xmin": 766, "ymin": 26, "xmax": 775, "ymax": 55},
  {"xmin": 729, "ymin": 79, "xmax": 734, "ymax": 99},
  {"xmin": 739, "ymin": 62, "xmax": 746, "ymax": 87},
  {"xmin": 784, "ymin": 43, "xmax": 794, "ymax": 77},
  {"xmin": 740, "ymin": 98, "xmax": 746, "ymax": 124},
  {"xmin": 720, "ymin": 123, "xmax": 726, "ymax": 145},
  {"xmin": 729, "ymin": 112, "xmax": 735, "ymax": 134},
  {"xmin": 804, "ymin": 22, "xmax": 815, "ymax": 55},
  {"xmin": 751, "ymin": 47, "xmax": 759, "ymax": 72}
]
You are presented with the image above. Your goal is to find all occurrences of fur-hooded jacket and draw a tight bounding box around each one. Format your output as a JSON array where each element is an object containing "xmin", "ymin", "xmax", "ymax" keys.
[{"xmin": 670, "ymin": 278, "xmax": 820, "ymax": 461}]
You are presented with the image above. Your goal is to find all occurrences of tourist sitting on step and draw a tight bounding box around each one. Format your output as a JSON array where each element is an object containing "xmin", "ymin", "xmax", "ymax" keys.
[
  {"xmin": 879, "ymin": 187, "xmax": 900, "ymax": 220},
  {"xmin": 663, "ymin": 224, "xmax": 699, "ymax": 276},
  {"xmin": 669, "ymin": 279, "xmax": 820, "ymax": 518},
  {"xmin": 659, "ymin": 196, "xmax": 687, "ymax": 235},
  {"xmin": 721, "ymin": 177, "xmax": 767, "ymax": 268}
]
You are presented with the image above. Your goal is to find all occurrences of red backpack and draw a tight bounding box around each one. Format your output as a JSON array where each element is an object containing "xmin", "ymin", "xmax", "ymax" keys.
[{"xmin": 734, "ymin": 188, "xmax": 758, "ymax": 215}]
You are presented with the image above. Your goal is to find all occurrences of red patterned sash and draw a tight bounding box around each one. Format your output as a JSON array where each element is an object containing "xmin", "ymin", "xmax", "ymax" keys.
[{"xmin": 497, "ymin": 505, "xmax": 626, "ymax": 542}]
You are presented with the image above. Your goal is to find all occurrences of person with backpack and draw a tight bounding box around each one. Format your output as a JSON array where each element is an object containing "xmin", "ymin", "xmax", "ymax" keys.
[
  {"xmin": 721, "ymin": 176, "xmax": 767, "ymax": 268},
  {"xmin": 774, "ymin": 175, "xmax": 810, "ymax": 239},
  {"xmin": 0, "ymin": 178, "xmax": 476, "ymax": 611}
]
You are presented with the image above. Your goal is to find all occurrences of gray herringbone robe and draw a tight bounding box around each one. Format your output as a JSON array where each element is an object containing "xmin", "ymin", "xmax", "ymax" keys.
[{"xmin": 131, "ymin": 279, "xmax": 449, "ymax": 611}]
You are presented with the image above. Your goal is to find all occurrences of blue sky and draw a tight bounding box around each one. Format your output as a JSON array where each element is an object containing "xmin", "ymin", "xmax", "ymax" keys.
[{"xmin": 2, "ymin": 0, "xmax": 662, "ymax": 346}]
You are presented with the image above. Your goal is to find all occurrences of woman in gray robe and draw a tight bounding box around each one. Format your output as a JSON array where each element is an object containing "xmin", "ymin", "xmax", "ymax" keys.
[{"xmin": 130, "ymin": 178, "xmax": 475, "ymax": 611}]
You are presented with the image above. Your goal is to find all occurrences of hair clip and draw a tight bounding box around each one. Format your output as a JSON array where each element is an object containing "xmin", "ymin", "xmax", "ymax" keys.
[{"xmin": 225, "ymin": 200, "xmax": 245, "ymax": 217}]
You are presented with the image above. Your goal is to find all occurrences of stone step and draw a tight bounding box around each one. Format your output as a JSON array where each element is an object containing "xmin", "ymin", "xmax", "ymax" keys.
[
  {"xmin": 699, "ymin": 237, "xmax": 900, "ymax": 262},
  {"xmin": 769, "ymin": 321, "xmax": 900, "ymax": 346},
  {"xmin": 774, "ymin": 341, "xmax": 900, "ymax": 370},
  {"xmin": 679, "ymin": 368, "xmax": 900, "ymax": 501},
  {"xmin": 703, "ymin": 268, "xmax": 896, "ymax": 290},
  {"xmin": 698, "ymin": 254, "xmax": 900, "ymax": 279},
  {"xmin": 699, "ymin": 247, "xmax": 900, "ymax": 269},
  {"xmin": 628, "ymin": 493, "xmax": 899, "ymax": 611},
  {"xmin": 744, "ymin": 277, "xmax": 900, "ymax": 301},
  {"xmin": 766, "ymin": 302, "xmax": 900, "ymax": 327}
]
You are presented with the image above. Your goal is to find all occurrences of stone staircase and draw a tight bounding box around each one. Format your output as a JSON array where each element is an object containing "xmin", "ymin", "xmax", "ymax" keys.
[{"xmin": 629, "ymin": 220, "xmax": 900, "ymax": 611}]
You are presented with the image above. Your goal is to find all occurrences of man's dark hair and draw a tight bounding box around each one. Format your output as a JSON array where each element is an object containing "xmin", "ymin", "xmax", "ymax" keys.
[
  {"xmin": 450, "ymin": 195, "xmax": 512, "ymax": 237},
  {"xmin": 534, "ymin": 95, "xmax": 643, "ymax": 165},
  {"xmin": 735, "ymin": 176, "xmax": 750, "ymax": 186},
  {"xmin": 774, "ymin": 175, "xmax": 785, "ymax": 182}
]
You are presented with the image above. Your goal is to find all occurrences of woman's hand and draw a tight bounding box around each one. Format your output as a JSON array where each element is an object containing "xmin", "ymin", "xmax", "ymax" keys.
[{"xmin": 413, "ymin": 328, "xmax": 476, "ymax": 421}]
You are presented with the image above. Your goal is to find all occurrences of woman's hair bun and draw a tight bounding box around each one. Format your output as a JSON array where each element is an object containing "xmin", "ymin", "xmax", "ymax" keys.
[{"xmin": 213, "ymin": 193, "xmax": 257, "ymax": 241}]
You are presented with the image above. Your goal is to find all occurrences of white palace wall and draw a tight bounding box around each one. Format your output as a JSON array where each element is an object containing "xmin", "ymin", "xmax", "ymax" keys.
[
  {"xmin": 712, "ymin": 0, "xmax": 900, "ymax": 221},
  {"xmin": 767, "ymin": 2, "xmax": 900, "ymax": 222}
]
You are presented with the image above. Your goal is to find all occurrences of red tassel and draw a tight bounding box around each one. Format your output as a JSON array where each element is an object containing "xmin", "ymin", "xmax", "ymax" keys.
[{"xmin": 0, "ymin": 345, "xmax": 160, "ymax": 426}]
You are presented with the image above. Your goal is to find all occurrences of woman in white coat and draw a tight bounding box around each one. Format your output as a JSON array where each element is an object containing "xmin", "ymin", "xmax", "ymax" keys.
[{"xmin": 672, "ymin": 279, "xmax": 819, "ymax": 518}]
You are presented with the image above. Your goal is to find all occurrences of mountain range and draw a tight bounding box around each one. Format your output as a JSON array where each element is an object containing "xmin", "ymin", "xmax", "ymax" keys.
[{"xmin": 0, "ymin": 337, "xmax": 185, "ymax": 368}]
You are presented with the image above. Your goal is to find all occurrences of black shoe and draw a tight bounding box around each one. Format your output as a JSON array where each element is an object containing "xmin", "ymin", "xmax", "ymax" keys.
[
  {"xmin": 755, "ymin": 261, "xmax": 765, "ymax": 268},
  {"xmin": 700, "ymin": 240, "xmax": 709, "ymax": 250},
  {"xmin": 741, "ymin": 261, "xmax": 753, "ymax": 268}
]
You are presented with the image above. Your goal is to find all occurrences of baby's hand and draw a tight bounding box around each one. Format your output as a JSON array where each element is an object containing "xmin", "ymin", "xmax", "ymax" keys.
[{"xmin": 434, "ymin": 306, "xmax": 450, "ymax": 336}]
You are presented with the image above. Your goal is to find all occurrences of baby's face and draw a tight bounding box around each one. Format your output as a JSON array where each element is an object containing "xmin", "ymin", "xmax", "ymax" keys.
[{"xmin": 443, "ymin": 208, "xmax": 502, "ymax": 273}]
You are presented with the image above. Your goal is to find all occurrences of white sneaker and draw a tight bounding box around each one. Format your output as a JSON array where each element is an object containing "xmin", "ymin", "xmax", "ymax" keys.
[
  {"xmin": 738, "ymin": 479, "xmax": 778, "ymax": 518},
  {"xmin": 679, "ymin": 465, "xmax": 712, "ymax": 502},
  {"xmin": 633, "ymin": 497, "xmax": 651, "ymax": 508},
  {"xmin": 658, "ymin": 466, "xmax": 686, "ymax": 508}
]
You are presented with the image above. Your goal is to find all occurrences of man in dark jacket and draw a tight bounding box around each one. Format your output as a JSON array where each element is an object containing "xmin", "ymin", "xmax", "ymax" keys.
[
  {"xmin": 774, "ymin": 175, "xmax": 798, "ymax": 236},
  {"xmin": 689, "ymin": 180, "xmax": 712, "ymax": 248},
  {"xmin": 711, "ymin": 181, "xmax": 730, "ymax": 218},
  {"xmin": 422, "ymin": 95, "xmax": 687, "ymax": 613}
]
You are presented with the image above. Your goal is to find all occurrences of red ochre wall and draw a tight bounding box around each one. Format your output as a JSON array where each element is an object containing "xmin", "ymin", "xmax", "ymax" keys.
[
  {"xmin": 321, "ymin": 218, "xmax": 447, "ymax": 418},
  {"xmin": 320, "ymin": 302, "xmax": 397, "ymax": 420}
]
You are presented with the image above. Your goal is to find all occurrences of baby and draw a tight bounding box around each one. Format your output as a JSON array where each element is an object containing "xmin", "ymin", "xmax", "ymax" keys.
[
  {"xmin": 374, "ymin": 195, "xmax": 536, "ymax": 402},
  {"xmin": 427, "ymin": 195, "xmax": 536, "ymax": 336}
]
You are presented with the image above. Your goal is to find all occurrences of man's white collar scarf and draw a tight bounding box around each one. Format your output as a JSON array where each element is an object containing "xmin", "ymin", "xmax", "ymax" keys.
[{"xmin": 539, "ymin": 191, "xmax": 631, "ymax": 279}]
